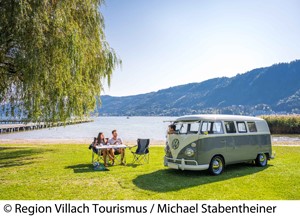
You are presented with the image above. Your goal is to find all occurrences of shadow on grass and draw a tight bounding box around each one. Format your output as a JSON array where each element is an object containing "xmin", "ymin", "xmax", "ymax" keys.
[
  {"xmin": 125, "ymin": 163, "xmax": 144, "ymax": 168},
  {"xmin": 133, "ymin": 163, "xmax": 270, "ymax": 192},
  {"xmin": 65, "ymin": 159, "xmax": 145, "ymax": 173},
  {"xmin": 0, "ymin": 146, "xmax": 53, "ymax": 168},
  {"xmin": 65, "ymin": 164, "xmax": 109, "ymax": 173}
]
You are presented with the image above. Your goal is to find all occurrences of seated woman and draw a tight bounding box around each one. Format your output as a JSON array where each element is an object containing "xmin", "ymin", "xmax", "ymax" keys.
[{"xmin": 95, "ymin": 132, "xmax": 112, "ymax": 167}]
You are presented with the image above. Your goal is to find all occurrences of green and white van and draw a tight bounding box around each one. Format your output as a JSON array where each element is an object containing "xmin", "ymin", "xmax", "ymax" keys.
[{"xmin": 164, "ymin": 114, "xmax": 274, "ymax": 175}]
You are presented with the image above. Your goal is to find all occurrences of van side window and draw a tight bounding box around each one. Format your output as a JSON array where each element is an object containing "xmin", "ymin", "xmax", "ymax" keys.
[
  {"xmin": 201, "ymin": 121, "xmax": 224, "ymax": 134},
  {"xmin": 212, "ymin": 121, "xmax": 224, "ymax": 134},
  {"xmin": 237, "ymin": 121, "xmax": 247, "ymax": 133},
  {"xmin": 224, "ymin": 121, "xmax": 236, "ymax": 133},
  {"xmin": 201, "ymin": 122, "xmax": 209, "ymax": 133},
  {"xmin": 247, "ymin": 122, "xmax": 257, "ymax": 132}
]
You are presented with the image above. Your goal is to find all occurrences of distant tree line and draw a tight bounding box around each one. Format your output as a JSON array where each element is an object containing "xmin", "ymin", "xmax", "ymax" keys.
[{"xmin": 261, "ymin": 115, "xmax": 300, "ymax": 134}]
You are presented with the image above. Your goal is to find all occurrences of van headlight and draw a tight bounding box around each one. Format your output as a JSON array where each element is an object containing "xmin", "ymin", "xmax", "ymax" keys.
[{"xmin": 185, "ymin": 148, "xmax": 195, "ymax": 157}]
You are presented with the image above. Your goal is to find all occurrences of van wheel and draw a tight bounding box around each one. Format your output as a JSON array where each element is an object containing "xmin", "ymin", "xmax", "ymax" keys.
[
  {"xmin": 209, "ymin": 156, "xmax": 224, "ymax": 175},
  {"xmin": 255, "ymin": 153, "xmax": 267, "ymax": 167}
]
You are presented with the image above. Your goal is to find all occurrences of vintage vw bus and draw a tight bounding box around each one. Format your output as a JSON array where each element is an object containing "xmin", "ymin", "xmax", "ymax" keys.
[{"xmin": 164, "ymin": 114, "xmax": 274, "ymax": 175}]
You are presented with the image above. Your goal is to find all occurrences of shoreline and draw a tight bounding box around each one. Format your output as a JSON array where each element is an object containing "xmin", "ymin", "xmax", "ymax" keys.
[
  {"xmin": 0, "ymin": 138, "xmax": 166, "ymax": 146},
  {"xmin": 0, "ymin": 138, "xmax": 299, "ymax": 146}
]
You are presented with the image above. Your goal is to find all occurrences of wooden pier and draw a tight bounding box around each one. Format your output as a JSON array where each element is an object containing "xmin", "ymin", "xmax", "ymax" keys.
[{"xmin": 0, "ymin": 119, "xmax": 93, "ymax": 134}]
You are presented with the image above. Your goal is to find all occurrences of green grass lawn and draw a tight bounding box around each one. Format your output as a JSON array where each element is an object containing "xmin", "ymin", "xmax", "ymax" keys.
[{"xmin": 0, "ymin": 144, "xmax": 299, "ymax": 200}]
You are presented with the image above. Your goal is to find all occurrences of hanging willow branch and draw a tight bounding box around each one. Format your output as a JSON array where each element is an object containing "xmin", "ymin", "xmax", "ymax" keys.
[{"xmin": 0, "ymin": 0, "xmax": 120, "ymax": 122}]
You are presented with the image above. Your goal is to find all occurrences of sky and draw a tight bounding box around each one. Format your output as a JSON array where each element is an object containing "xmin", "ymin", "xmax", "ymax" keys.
[{"xmin": 100, "ymin": 0, "xmax": 300, "ymax": 96}]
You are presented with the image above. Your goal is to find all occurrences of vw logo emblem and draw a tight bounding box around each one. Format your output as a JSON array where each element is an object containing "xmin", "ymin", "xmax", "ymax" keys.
[{"xmin": 172, "ymin": 139, "xmax": 179, "ymax": 150}]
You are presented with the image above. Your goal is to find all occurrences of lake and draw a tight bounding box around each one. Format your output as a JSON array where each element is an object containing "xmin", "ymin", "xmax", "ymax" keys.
[
  {"xmin": 0, "ymin": 116, "xmax": 299, "ymax": 144},
  {"xmin": 0, "ymin": 117, "xmax": 176, "ymax": 143}
]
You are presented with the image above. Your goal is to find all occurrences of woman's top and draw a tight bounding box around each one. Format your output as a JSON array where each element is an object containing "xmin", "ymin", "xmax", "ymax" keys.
[{"xmin": 97, "ymin": 139, "xmax": 107, "ymax": 146}]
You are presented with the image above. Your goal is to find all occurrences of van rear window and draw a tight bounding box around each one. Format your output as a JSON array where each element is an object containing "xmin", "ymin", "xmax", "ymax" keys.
[{"xmin": 247, "ymin": 122, "xmax": 257, "ymax": 132}]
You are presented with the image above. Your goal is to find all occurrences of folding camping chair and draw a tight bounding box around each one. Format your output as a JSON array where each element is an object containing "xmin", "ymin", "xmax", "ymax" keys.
[
  {"xmin": 90, "ymin": 144, "xmax": 108, "ymax": 165},
  {"xmin": 130, "ymin": 139, "xmax": 150, "ymax": 164},
  {"xmin": 91, "ymin": 146, "xmax": 101, "ymax": 164}
]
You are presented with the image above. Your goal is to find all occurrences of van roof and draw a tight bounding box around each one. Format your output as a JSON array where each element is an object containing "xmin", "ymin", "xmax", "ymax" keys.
[{"xmin": 174, "ymin": 114, "xmax": 265, "ymax": 122}]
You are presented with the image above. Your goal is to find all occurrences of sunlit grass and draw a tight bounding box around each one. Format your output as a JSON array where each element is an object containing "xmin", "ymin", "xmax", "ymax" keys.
[{"xmin": 0, "ymin": 144, "xmax": 299, "ymax": 200}]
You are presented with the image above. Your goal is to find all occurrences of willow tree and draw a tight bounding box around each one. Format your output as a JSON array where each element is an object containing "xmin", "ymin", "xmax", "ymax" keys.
[{"xmin": 0, "ymin": 0, "xmax": 119, "ymax": 122}]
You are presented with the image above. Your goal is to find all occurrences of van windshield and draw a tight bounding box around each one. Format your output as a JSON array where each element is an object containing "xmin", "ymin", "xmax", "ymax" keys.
[{"xmin": 175, "ymin": 122, "xmax": 200, "ymax": 134}]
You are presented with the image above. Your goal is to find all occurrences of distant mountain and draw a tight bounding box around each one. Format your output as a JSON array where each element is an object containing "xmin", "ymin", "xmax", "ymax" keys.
[{"xmin": 98, "ymin": 60, "xmax": 300, "ymax": 116}]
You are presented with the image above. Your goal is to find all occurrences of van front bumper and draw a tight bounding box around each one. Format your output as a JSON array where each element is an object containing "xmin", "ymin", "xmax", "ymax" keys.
[{"xmin": 164, "ymin": 156, "xmax": 209, "ymax": 171}]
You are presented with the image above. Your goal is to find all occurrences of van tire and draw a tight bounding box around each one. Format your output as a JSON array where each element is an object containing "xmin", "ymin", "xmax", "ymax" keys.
[
  {"xmin": 209, "ymin": 155, "xmax": 224, "ymax": 175},
  {"xmin": 255, "ymin": 153, "xmax": 267, "ymax": 167}
]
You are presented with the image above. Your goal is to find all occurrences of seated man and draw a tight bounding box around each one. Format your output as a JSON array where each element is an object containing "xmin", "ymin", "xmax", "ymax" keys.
[
  {"xmin": 108, "ymin": 129, "xmax": 125, "ymax": 165},
  {"xmin": 168, "ymin": 124, "xmax": 176, "ymax": 134}
]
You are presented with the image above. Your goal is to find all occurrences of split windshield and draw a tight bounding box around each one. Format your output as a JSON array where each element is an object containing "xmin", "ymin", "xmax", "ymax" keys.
[
  {"xmin": 174, "ymin": 121, "xmax": 224, "ymax": 134},
  {"xmin": 175, "ymin": 122, "xmax": 200, "ymax": 134}
]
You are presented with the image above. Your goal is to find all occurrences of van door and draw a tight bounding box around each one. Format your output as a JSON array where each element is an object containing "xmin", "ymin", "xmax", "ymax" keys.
[
  {"xmin": 224, "ymin": 121, "xmax": 251, "ymax": 163},
  {"xmin": 223, "ymin": 121, "xmax": 241, "ymax": 163},
  {"xmin": 235, "ymin": 121, "xmax": 253, "ymax": 161},
  {"xmin": 198, "ymin": 121, "xmax": 226, "ymax": 165}
]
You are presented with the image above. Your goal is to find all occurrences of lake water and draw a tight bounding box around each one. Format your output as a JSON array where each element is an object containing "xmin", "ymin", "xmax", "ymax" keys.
[
  {"xmin": 0, "ymin": 117, "xmax": 176, "ymax": 143},
  {"xmin": 0, "ymin": 116, "xmax": 299, "ymax": 144}
]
